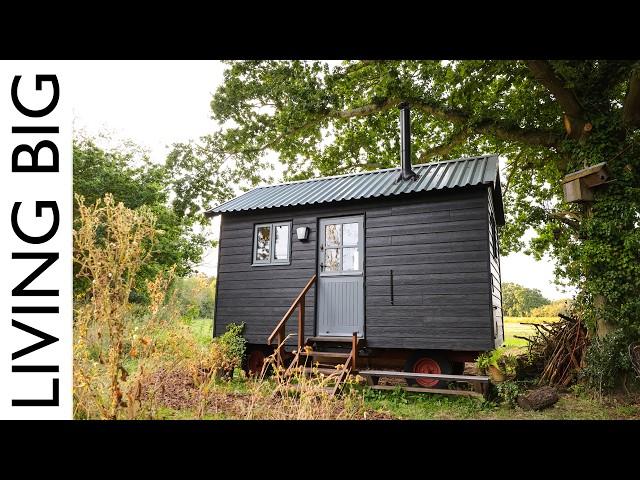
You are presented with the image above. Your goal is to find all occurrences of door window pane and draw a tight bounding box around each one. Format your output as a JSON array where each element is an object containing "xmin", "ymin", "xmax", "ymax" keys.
[
  {"xmin": 274, "ymin": 224, "xmax": 290, "ymax": 260},
  {"xmin": 343, "ymin": 223, "xmax": 359, "ymax": 246},
  {"xmin": 324, "ymin": 248, "xmax": 340, "ymax": 272},
  {"xmin": 255, "ymin": 225, "xmax": 271, "ymax": 261},
  {"xmin": 343, "ymin": 247, "xmax": 359, "ymax": 271},
  {"xmin": 325, "ymin": 224, "xmax": 341, "ymax": 247}
]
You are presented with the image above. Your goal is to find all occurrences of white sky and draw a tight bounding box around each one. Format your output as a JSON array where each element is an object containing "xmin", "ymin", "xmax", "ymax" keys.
[{"xmin": 68, "ymin": 60, "xmax": 573, "ymax": 300}]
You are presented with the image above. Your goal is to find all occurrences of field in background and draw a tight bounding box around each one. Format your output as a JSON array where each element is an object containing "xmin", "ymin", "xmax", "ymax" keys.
[{"xmin": 503, "ymin": 316, "xmax": 558, "ymax": 348}]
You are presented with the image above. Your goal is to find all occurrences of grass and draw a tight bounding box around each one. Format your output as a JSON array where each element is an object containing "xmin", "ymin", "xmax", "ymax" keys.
[
  {"xmin": 504, "ymin": 316, "xmax": 559, "ymax": 324},
  {"xmin": 358, "ymin": 386, "xmax": 640, "ymax": 420},
  {"xmin": 187, "ymin": 317, "xmax": 214, "ymax": 346}
]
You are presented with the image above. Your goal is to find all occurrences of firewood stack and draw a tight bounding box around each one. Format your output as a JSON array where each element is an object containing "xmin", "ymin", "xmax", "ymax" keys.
[{"xmin": 523, "ymin": 313, "xmax": 588, "ymax": 387}]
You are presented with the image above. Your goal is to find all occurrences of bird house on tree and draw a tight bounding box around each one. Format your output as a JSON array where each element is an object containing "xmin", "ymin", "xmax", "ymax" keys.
[{"xmin": 562, "ymin": 162, "xmax": 611, "ymax": 203}]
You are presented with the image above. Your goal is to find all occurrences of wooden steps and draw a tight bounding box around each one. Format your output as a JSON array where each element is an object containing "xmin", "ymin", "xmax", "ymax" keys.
[
  {"xmin": 286, "ymin": 367, "xmax": 345, "ymax": 376},
  {"xmin": 266, "ymin": 279, "xmax": 360, "ymax": 397},
  {"xmin": 306, "ymin": 336, "xmax": 362, "ymax": 344},
  {"xmin": 300, "ymin": 351, "xmax": 351, "ymax": 359}
]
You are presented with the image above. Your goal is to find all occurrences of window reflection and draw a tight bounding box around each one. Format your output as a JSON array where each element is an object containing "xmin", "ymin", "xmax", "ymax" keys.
[
  {"xmin": 343, "ymin": 223, "xmax": 358, "ymax": 246},
  {"xmin": 325, "ymin": 248, "xmax": 340, "ymax": 272},
  {"xmin": 343, "ymin": 247, "xmax": 359, "ymax": 271},
  {"xmin": 325, "ymin": 224, "xmax": 341, "ymax": 247},
  {"xmin": 274, "ymin": 224, "xmax": 289, "ymax": 260},
  {"xmin": 255, "ymin": 226, "xmax": 271, "ymax": 261}
]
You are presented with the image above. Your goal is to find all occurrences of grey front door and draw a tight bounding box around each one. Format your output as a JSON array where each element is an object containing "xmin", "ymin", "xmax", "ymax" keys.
[{"xmin": 317, "ymin": 216, "xmax": 364, "ymax": 337}]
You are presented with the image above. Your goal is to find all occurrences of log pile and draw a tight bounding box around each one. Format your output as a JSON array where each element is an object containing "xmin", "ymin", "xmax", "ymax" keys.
[{"xmin": 519, "ymin": 313, "xmax": 588, "ymax": 387}]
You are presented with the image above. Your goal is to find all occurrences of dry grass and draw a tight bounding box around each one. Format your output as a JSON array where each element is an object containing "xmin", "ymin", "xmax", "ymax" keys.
[
  {"xmin": 73, "ymin": 193, "xmax": 157, "ymax": 419},
  {"xmin": 240, "ymin": 338, "xmax": 387, "ymax": 420},
  {"xmin": 73, "ymin": 194, "xmax": 247, "ymax": 420}
]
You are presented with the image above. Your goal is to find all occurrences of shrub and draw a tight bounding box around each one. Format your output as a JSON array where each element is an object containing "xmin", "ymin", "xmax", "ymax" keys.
[
  {"xmin": 581, "ymin": 329, "xmax": 635, "ymax": 394},
  {"xmin": 216, "ymin": 322, "xmax": 247, "ymax": 375},
  {"xmin": 495, "ymin": 381, "xmax": 521, "ymax": 407}
]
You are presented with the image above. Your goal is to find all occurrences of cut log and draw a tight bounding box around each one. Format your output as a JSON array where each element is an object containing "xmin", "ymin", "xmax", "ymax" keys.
[{"xmin": 516, "ymin": 386, "xmax": 559, "ymax": 411}]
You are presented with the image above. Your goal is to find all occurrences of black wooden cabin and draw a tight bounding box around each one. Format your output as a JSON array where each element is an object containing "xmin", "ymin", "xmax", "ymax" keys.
[{"xmin": 206, "ymin": 153, "xmax": 505, "ymax": 383}]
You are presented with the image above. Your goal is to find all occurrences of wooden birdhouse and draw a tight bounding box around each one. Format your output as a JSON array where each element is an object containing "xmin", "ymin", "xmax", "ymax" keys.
[{"xmin": 562, "ymin": 162, "xmax": 611, "ymax": 203}]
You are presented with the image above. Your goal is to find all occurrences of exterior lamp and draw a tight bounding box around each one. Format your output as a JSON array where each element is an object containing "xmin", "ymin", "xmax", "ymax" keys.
[{"xmin": 296, "ymin": 226, "xmax": 310, "ymax": 241}]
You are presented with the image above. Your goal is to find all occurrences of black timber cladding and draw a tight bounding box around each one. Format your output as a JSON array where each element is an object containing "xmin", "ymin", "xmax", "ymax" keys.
[
  {"xmin": 488, "ymin": 187, "xmax": 505, "ymax": 348},
  {"xmin": 214, "ymin": 187, "xmax": 496, "ymax": 351}
]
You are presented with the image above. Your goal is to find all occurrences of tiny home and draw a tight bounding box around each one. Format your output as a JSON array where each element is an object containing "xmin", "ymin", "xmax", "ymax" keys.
[{"xmin": 206, "ymin": 109, "xmax": 505, "ymax": 388}]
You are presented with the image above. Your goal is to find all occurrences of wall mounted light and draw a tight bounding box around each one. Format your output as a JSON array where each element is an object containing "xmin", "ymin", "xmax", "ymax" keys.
[{"xmin": 296, "ymin": 226, "xmax": 310, "ymax": 241}]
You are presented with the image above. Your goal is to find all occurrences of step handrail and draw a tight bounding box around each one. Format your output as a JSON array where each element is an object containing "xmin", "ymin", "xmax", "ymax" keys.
[{"xmin": 267, "ymin": 274, "xmax": 317, "ymax": 351}]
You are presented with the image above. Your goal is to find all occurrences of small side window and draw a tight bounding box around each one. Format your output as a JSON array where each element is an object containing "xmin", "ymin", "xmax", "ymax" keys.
[{"xmin": 253, "ymin": 222, "xmax": 291, "ymax": 265}]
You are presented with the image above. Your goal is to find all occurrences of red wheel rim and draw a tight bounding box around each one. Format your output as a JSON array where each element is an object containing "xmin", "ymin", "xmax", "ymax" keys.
[
  {"xmin": 247, "ymin": 350, "xmax": 265, "ymax": 375},
  {"xmin": 413, "ymin": 357, "xmax": 441, "ymax": 388}
]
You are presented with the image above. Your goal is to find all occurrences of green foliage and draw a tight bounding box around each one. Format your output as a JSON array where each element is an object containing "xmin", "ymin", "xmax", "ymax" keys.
[
  {"xmin": 188, "ymin": 318, "xmax": 213, "ymax": 346},
  {"xmin": 476, "ymin": 352, "xmax": 493, "ymax": 373},
  {"xmin": 476, "ymin": 348, "xmax": 518, "ymax": 376},
  {"xmin": 502, "ymin": 282, "xmax": 550, "ymax": 316},
  {"xmin": 172, "ymin": 275, "xmax": 216, "ymax": 320},
  {"xmin": 362, "ymin": 387, "xmax": 489, "ymax": 419},
  {"xmin": 581, "ymin": 329, "xmax": 635, "ymax": 393},
  {"xmin": 216, "ymin": 322, "xmax": 247, "ymax": 370},
  {"xmin": 73, "ymin": 137, "xmax": 210, "ymax": 300},
  {"xmin": 530, "ymin": 299, "xmax": 572, "ymax": 317},
  {"xmin": 495, "ymin": 381, "xmax": 522, "ymax": 408}
]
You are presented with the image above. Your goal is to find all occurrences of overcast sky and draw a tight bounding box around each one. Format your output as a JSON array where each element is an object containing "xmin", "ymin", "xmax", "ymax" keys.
[{"xmin": 68, "ymin": 60, "xmax": 574, "ymax": 300}]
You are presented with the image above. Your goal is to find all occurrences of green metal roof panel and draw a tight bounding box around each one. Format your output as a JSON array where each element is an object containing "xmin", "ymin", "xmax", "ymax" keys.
[{"xmin": 207, "ymin": 155, "xmax": 500, "ymax": 214}]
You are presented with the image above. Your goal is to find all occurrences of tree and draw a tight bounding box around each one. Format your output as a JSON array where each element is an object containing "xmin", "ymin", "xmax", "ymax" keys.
[
  {"xmin": 169, "ymin": 60, "xmax": 640, "ymax": 383},
  {"xmin": 502, "ymin": 282, "xmax": 550, "ymax": 317},
  {"xmin": 73, "ymin": 137, "xmax": 210, "ymax": 299}
]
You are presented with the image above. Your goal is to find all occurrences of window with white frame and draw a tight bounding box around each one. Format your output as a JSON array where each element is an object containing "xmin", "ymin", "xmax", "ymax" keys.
[{"xmin": 253, "ymin": 222, "xmax": 291, "ymax": 265}]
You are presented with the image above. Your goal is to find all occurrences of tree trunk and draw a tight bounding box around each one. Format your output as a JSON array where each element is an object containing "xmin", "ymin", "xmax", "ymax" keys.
[
  {"xmin": 594, "ymin": 294, "xmax": 614, "ymax": 338},
  {"xmin": 517, "ymin": 386, "xmax": 559, "ymax": 411},
  {"xmin": 583, "ymin": 204, "xmax": 614, "ymax": 339}
]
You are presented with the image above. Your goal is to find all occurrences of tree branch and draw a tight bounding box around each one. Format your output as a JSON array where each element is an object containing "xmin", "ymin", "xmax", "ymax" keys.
[
  {"xmin": 547, "ymin": 211, "xmax": 581, "ymax": 231},
  {"xmin": 623, "ymin": 67, "xmax": 640, "ymax": 129},
  {"xmin": 231, "ymin": 94, "xmax": 561, "ymax": 157},
  {"xmin": 331, "ymin": 98, "xmax": 395, "ymax": 119},
  {"xmin": 418, "ymin": 129, "xmax": 469, "ymax": 162},
  {"xmin": 411, "ymin": 99, "xmax": 561, "ymax": 148},
  {"xmin": 525, "ymin": 60, "xmax": 590, "ymax": 139}
]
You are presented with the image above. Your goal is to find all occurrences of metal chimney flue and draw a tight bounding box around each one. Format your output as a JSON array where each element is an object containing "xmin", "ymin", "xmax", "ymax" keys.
[{"xmin": 396, "ymin": 102, "xmax": 419, "ymax": 182}]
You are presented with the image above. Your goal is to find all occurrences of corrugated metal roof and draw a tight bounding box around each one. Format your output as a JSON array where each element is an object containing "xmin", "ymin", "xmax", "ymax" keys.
[{"xmin": 206, "ymin": 155, "xmax": 500, "ymax": 214}]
